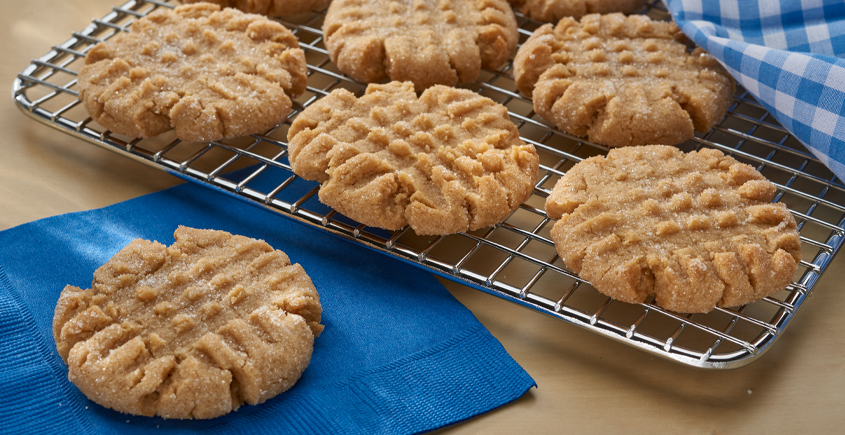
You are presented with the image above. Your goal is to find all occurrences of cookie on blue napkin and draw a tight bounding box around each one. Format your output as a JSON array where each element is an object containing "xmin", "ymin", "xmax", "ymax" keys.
[
  {"xmin": 0, "ymin": 165, "xmax": 535, "ymax": 434},
  {"xmin": 53, "ymin": 226, "xmax": 323, "ymax": 419}
]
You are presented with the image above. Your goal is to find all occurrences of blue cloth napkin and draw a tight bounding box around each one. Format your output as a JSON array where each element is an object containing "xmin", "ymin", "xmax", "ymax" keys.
[
  {"xmin": 0, "ymin": 169, "xmax": 535, "ymax": 434},
  {"xmin": 667, "ymin": 0, "xmax": 845, "ymax": 181}
]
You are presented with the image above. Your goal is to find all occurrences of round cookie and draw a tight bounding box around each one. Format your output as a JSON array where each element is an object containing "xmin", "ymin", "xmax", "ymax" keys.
[
  {"xmin": 322, "ymin": 0, "xmax": 518, "ymax": 91},
  {"xmin": 287, "ymin": 81, "xmax": 539, "ymax": 235},
  {"xmin": 181, "ymin": 0, "xmax": 331, "ymax": 16},
  {"xmin": 513, "ymin": 13, "xmax": 734, "ymax": 147},
  {"xmin": 53, "ymin": 227, "xmax": 323, "ymax": 419},
  {"xmin": 508, "ymin": 0, "xmax": 646, "ymax": 22},
  {"xmin": 545, "ymin": 145, "xmax": 802, "ymax": 313},
  {"xmin": 78, "ymin": 3, "xmax": 307, "ymax": 142}
]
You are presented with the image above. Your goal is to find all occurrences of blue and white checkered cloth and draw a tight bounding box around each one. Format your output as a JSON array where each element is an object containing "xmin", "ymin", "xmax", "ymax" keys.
[{"xmin": 667, "ymin": 0, "xmax": 845, "ymax": 181}]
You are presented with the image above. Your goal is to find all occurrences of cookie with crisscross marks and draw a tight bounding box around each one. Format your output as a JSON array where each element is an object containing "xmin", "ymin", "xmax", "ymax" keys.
[
  {"xmin": 78, "ymin": 3, "xmax": 307, "ymax": 142},
  {"xmin": 508, "ymin": 0, "xmax": 646, "ymax": 22},
  {"xmin": 545, "ymin": 146, "xmax": 801, "ymax": 313},
  {"xmin": 53, "ymin": 227, "xmax": 323, "ymax": 419},
  {"xmin": 288, "ymin": 81, "xmax": 539, "ymax": 235},
  {"xmin": 513, "ymin": 13, "xmax": 733, "ymax": 147},
  {"xmin": 182, "ymin": 0, "xmax": 332, "ymax": 16},
  {"xmin": 322, "ymin": 0, "xmax": 518, "ymax": 91}
]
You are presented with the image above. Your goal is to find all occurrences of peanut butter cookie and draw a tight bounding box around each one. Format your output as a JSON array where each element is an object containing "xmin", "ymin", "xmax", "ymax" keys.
[
  {"xmin": 78, "ymin": 3, "xmax": 307, "ymax": 142},
  {"xmin": 182, "ymin": 0, "xmax": 331, "ymax": 16},
  {"xmin": 545, "ymin": 146, "xmax": 801, "ymax": 313},
  {"xmin": 508, "ymin": 0, "xmax": 646, "ymax": 22},
  {"xmin": 513, "ymin": 13, "xmax": 733, "ymax": 147},
  {"xmin": 287, "ymin": 81, "xmax": 539, "ymax": 235},
  {"xmin": 322, "ymin": 0, "xmax": 518, "ymax": 91},
  {"xmin": 53, "ymin": 227, "xmax": 323, "ymax": 419}
]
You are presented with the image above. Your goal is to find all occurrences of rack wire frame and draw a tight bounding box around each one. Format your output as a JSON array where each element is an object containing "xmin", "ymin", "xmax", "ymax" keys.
[{"xmin": 13, "ymin": 0, "xmax": 845, "ymax": 369}]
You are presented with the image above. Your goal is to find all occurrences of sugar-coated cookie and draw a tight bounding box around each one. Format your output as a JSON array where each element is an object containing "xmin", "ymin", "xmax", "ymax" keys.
[
  {"xmin": 182, "ymin": 0, "xmax": 331, "ymax": 16},
  {"xmin": 53, "ymin": 227, "xmax": 323, "ymax": 419},
  {"xmin": 288, "ymin": 82, "xmax": 539, "ymax": 235},
  {"xmin": 514, "ymin": 14, "xmax": 733, "ymax": 147},
  {"xmin": 545, "ymin": 146, "xmax": 801, "ymax": 313},
  {"xmin": 509, "ymin": 0, "xmax": 646, "ymax": 22},
  {"xmin": 78, "ymin": 3, "xmax": 307, "ymax": 142},
  {"xmin": 323, "ymin": 0, "xmax": 518, "ymax": 91}
]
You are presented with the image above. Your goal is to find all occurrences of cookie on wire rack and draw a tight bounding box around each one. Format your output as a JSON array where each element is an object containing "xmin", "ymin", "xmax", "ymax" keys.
[
  {"xmin": 53, "ymin": 227, "xmax": 323, "ymax": 419},
  {"xmin": 513, "ymin": 13, "xmax": 734, "ymax": 147},
  {"xmin": 77, "ymin": 3, "xmax": 307, "ymax": 142},
  {"xmin": 322, "ymin": 0, "xmax": 519, "ymax": 91},
  {"xmin": 181, "ymin": 0, "xmax": 332, "ymax": 16},
  {"xmin": 545, "ymin": 145, "xmax": 801, "ymax": 313},
  {"xmin": 508, "ymin": 0, "xmax": 646, "ymax": 22},
  {"xmin": 287, "ymin": 81, "xmax": 539, "ymax": 236}
]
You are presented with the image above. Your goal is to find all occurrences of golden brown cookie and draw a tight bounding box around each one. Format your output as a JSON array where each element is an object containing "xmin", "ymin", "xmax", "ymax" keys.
[
  {"xmin": 53, "ymin": 227, "xmax": 323, "ymax": 419},
  {"xmin": 513, "ymin": 13, "xmax": 734, "ymax": 147},
  {"xmin": 545, "ymin": 145, "xmax": 801, "ymax": 313},
  {"xmin": 508, "ymin": 0, "xmax": 646, "ymax": 22},
  {"xmin": 287, "ymin": 81, "xmax": 539, "ymax": 235},
  {"xmin": 77, "ymin": 3, "xmax": 307, "ymax": 142},
  {"xmin": 322, "ymin": 0, "xmax": 518, "ymax": 91},
  {"xmin": 181, "ymin": 0, "xmax": 331, "ymax": 16}
]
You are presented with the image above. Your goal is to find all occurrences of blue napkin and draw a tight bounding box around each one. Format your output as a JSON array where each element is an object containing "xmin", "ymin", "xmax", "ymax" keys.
[
  {"xmin": 668, "ymin": 0, "xmax": 845, "ymax": 181},
  {"xmin": 0, "ymin": 169, "xmax": 534, "ymax": 434}
]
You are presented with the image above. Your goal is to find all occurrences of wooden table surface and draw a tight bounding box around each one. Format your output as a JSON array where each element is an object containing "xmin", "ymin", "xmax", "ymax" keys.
[{"xmin": 3, "ymin": 1, "xmax": 843, "ymax": 433}]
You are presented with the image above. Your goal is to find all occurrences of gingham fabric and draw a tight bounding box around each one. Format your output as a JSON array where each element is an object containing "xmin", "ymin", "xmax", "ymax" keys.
[{"xmin": 667, "ymin": 0, "xmax": 845, "ymax": 181}]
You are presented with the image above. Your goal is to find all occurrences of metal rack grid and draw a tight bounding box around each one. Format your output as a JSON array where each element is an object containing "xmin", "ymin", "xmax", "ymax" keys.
[{"xmin": 13, "ymin": 0, "xmax": 845, "ymax": 369}]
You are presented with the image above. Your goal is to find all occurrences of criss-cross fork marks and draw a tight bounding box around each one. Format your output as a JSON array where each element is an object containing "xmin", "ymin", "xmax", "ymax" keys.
[
  {"xmin": 323, "ymin": 0, "xmax": 518, "ymax": 90},
  {"xmin": 288, "ymin": 82, "xmax": 539, "ymax": 235},
  {"xmin": 546, "ymin": 146, "xmax": 801, "ymax": 314},
  {"xmin": 514, "ymin": 13, "xmax": 733, "ymax": 147},
  {"xmin": 53, "ymin": 227, "xmax": 323, "ymax": 419}
]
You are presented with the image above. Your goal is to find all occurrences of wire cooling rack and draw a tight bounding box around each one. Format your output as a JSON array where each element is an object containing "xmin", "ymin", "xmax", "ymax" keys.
[{"xmin": 13, "ymin": 0, "xmax": 845, "ymax": 369}]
